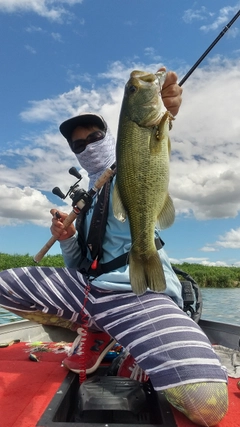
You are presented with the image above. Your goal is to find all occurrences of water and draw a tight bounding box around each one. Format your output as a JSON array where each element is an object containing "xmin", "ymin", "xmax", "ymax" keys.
[
  {"xmin": 201, "ymin": 288, "xmax": 240, "ymax": 325},
  {"xmin": 1, "ymin": 288, "xmax": 240, "ymax": 326},
  {"xmin": 0, "ymin": 308, "xmax": 22, "ymax": 324}
]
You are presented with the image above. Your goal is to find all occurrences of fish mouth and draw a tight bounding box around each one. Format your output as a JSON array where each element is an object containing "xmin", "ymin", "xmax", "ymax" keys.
[
  {"xmin": 130, "ymin": 70, "xmax": 166, "ymax": 91},
  {"xmin": 126, "ymin": 70, "xmax": 167, "ymax": 127},
  {"xmin": 130, "ymin": 70, "xmax": 156, "ymax": 81}
]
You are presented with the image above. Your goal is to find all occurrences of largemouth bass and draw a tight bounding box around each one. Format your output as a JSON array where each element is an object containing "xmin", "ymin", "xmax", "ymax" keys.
[{"xmin": 112, "ymin": 70, "xmax": 175, "ymax": 295}]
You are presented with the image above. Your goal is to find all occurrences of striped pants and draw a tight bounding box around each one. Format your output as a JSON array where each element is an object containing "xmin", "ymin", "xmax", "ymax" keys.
[{"xmin": 0, "ymin": 266, "xmax": 227, "ymax": 391}]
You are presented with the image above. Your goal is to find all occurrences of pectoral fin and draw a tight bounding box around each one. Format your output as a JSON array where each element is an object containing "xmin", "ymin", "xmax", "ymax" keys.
[
  {"xmin": 112, "ymin": 182, "xmax": 127, "ymax": 222},
  {"xmin": 157, "ymin": 194, "xmax": 175, "ymax": 230}
]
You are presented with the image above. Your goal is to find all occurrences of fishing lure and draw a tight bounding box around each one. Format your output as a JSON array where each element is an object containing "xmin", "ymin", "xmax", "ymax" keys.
[
  {"xmin": 29, "ymin": 353, "xmax": 40, "ymax": 362},
  {"xmin": 0, "ymin": 339, "xmax": 20, "ymax": 348}
]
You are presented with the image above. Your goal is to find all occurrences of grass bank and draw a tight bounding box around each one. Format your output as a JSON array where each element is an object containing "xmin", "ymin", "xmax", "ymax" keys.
[
  {"xmin": 0, "ymin": 253, "xmax": 64, "ymax": 270},
  {"xmin": 173, "ymin": 262, "xmax": 240, "ymax": 288},
  {"xmin": 0, "ymin": 253, "xmax": 240, "ymax": 288}
]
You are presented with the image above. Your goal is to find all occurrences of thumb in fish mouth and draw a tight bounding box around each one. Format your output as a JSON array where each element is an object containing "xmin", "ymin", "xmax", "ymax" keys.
[{"xmin": 156, "ymin": 66, "xmax": 167, "ymax": 90}]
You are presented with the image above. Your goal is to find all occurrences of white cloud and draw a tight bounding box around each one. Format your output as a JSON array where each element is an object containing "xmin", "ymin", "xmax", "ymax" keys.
[
  {"xmin": 25, "ymin": 25, "xmax": 44, "ymax": 33},
  {"xmin": 0, "ymin": 185, "xmax": 58, "ymax": 226},
  {"xmin": 0, "ymin": 0, "xmax": 83, "ymax": 21},
  {"xmin": 66, "ymin": 69, "xmax": 92, "ymax": 84},
  {"xmin": 199, "ymin": 226, "xmax": 240, "ymax": 254},
  {"xmin": 170, "ymin": 257, "xmax": 228, "ymax": 267},
  {"xmin": 216, "ymin": 228, "xmax": 240, "ymax": 249},
  {"xmin": 201, "ymin": 246, "xmax": 218, "ymax": 252},
  {"xmin": 170, "ymin": 56, "xmax": 240, "ymax": 221},
  {"xmin": 182, "ymin": 6, "xmax": 210, "ymax": 23},
  {"xmin": 230, "ymin": 28, "xmax": 240, "ymax": 39},
  {"xmin": 0, "ymin": 131, "xmax": 88, "ymax": 227},
  {"xmin": 169, "ymin": 257, "xmax": 180, "ymax": 264},
  {"xmin": 51, "ymin": 32, "xmax": 62, "ymax": 42},
  {"xmin": 183, "ymin": 4, "xmax": 240, "ymax": 38},
  {"xmin": 181, "ymin": 257, "xmax": 209, "ymax": 263},
  {"xmin": 25, "ymin": 44, "xmax": 36, "ymax": 54},
  {"xmin": 200, "ymin": 4, "xmax": 240, "ymax": 32},
  {"xmin": 19, "ymin": 78, "xmax": 124, "ymax": 137},
  {"xmin": 200, "ymin": 260, "xmax": 228, "ymax": 267},
  {"xmin": 232, "ymin": 261, "xmax": 240, "ymax": 267},
  {"xmin": 144, "ymin": 47, "xmax": 162, "ymax": 62},
  {"xmin": 1, "ymin": 56, "xmax": 240, "ymax": 232}
]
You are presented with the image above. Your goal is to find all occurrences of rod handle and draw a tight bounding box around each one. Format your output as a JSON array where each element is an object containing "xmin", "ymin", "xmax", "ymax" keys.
[
  {"xmin": 33, "ymin": 210, "xmax": 77, "ymax": 263},
  {"xmin": 93, "ymin": 167, "xmax": 116, "ymax": 190}
]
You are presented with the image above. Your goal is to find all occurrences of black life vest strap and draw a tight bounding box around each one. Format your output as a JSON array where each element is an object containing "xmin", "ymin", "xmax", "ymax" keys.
[
  {"xmin": 79, "ymin": 237, "xmax": 164, "ymax": 278},
  {"xmin": 77, "ymin": 176, "xmax": 165, "ymax": 278},
  {"xmin": 86, "ymin": 178, "xmax": 112, "ymax": 261}
]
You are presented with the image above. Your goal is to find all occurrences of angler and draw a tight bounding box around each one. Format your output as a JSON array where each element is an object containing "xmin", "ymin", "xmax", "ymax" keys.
[{"xmin": 0, "ymin": 71, "xmax": 228, "ymax": 426}]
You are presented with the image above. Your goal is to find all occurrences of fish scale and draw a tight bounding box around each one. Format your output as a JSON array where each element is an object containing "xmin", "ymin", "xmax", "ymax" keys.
[{"xmin": 113, "ymin": 70, "xmax": 175, "ymax": 295}]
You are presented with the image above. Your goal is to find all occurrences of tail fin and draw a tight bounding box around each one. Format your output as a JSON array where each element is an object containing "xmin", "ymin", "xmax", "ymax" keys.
[{"xmin": 129, "ymin": 251, "xmax": 166, "ymax": 295}]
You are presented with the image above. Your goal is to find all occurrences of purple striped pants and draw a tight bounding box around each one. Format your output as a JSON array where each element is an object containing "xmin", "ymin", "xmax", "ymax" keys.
[{"xmin": 0, "ymin": 266, "xmax": 227, "ymax": 390}]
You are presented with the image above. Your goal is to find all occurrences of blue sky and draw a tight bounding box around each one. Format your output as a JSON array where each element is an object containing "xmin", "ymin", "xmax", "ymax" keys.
[{"xmin": 0, "ymin": 0, "xmax": 240, "ymax": 267}]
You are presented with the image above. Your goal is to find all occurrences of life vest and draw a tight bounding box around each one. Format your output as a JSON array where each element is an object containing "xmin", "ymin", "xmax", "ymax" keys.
[
  {"xmin": 76, "ymin": 178, "xmax": 164, "ymax": 278},
  {"xmin": 76, "ymin": 177, "xmax": 202, "ymax": 322}
]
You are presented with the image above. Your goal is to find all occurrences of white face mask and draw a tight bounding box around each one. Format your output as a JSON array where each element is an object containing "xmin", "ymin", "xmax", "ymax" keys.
[{"xmin": 75, "ymin": 128, "xmax": 116, "ymax": 189}]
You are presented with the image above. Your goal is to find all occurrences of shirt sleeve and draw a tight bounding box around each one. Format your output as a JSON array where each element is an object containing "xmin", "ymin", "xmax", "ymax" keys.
[{"xmin": 59, "ymin": 232, "xmax": 81, "ymax": 268}]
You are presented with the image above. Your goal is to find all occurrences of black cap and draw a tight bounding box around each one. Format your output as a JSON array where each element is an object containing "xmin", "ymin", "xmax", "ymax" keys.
[{"xmin": 59, "ymin": 112, "xmax": 107, "ymax": 142}]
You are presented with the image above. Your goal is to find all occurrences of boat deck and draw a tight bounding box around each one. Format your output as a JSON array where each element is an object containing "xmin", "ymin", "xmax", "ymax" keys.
[{"xmin": 0, "ymin": 321, "xmax": 240, "ymax": 427}]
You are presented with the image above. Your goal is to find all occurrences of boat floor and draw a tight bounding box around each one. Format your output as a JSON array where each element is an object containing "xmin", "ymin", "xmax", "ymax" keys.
[{"xmin": 1, "ymin": 341, "xmax": 240, "ymax": 427}]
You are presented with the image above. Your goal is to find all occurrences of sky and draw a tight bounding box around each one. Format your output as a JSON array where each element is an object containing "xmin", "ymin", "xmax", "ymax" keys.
[{"xmin": 0, "ymin": 0, "xmax": 240, "ymax": 267}]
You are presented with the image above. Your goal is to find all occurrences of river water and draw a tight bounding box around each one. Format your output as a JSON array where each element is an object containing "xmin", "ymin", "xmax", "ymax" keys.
[
  {"xmin": 0, "ymin": 288, "xmax": 240, "ymax": 326},
  {"xmin": 200, "ymin": 288, "xmax": 240, "ymax": 325}
]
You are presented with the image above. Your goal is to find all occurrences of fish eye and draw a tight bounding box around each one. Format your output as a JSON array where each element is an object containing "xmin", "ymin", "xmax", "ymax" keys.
[{"xmin": 128, "ymin": 85, "xmax": 137, "ymax": 93}]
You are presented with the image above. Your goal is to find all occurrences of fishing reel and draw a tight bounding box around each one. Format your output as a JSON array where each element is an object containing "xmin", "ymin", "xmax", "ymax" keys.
[{"xmin": 52, "ymin": 167, "xmax": 92, "ymax": 210}]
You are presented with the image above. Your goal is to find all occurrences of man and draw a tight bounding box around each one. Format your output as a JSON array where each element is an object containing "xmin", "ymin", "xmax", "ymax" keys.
[{"xmin": 0, "ymin": 69, "xmax": 228, "ymax": 426}]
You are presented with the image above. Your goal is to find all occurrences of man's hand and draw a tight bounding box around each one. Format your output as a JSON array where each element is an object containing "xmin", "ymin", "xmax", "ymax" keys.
[
  {"xmin": 158, "ymin": 67, "xmax": 183, "ymax": 116},
  {"xmin": 50, "ymin": 209, "xmax": 76, "ymax": 241}
]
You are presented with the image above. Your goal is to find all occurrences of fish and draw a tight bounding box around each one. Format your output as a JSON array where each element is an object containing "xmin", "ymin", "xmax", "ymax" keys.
[{"xmin": 112, "ymin": 70, "xmax": 175, "ymax": 295}]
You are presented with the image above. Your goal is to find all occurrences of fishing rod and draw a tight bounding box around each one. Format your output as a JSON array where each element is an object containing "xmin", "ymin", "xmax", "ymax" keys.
[
  {"xmin": 179, "ymin": 9, "xmax": 240, "ymax": 86},
  {"xmin": 34, "ymin": 11, "xmax": 239, "ymax": 262},
  {"xmin": 33, "ymin": 163, "xmax": 116, "ymax": 263}
]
